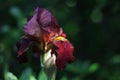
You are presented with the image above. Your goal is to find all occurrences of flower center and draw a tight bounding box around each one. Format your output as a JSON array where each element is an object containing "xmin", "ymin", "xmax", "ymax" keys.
[{"xmin": 39, "ymin": 36, "xmax": 67, "ymax": 52}]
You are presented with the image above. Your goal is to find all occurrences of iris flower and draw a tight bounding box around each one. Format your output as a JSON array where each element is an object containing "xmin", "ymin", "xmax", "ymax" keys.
[{"xmin": 16, "ymin": 7, "xmax": 75, "ymax": 70}]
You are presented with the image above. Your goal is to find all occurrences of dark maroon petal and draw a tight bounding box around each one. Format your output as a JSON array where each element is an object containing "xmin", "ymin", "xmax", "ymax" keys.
[
  {"xmin": 53, "ymin": 40, "xmax": 75, "ymax": 70},
  {"xmin": 16, "ymin": 37, "xmax": 32, "ymax": 63},
  {"xmin": 18, "ymin": 52, "xmax": 28, "ymax": 63},
  {"xmin": 32, "ymin": 44, "xmax": 42, "ymax": 58},
  {"xmin": 23, "ymin": 10, "xmax": 42, "ymax": 42}
]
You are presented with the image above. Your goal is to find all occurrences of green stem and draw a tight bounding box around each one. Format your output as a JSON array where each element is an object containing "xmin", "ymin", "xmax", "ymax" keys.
[{"xmin": 43, "ymin": 67, "xmax": 56, "ymax": 80}]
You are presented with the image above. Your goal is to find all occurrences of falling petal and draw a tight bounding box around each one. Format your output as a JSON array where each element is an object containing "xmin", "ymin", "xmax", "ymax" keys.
[
  {"xmin": 32, "ymin": 44, "xmax": 42, "ymax": 58},
  {"xmin": 16, "ymin": 37, "xmax": 32, "ymax": 63},
  {"xmin": 18, "ymin": 52, "xmax": 28, "ymax": 63},
  {"xmin": 53, "ymin": 40, "xmax": 75, "ymax": 70}
]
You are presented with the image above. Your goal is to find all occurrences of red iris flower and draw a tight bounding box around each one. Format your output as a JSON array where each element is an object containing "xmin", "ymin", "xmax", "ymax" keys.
[{"xmin": 16, "ymin": 7, "xmax": 75, "ymax": 70}]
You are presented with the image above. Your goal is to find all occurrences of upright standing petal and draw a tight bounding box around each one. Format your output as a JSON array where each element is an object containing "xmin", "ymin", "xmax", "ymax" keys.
[
  {"xmin": 36, "ymin": 8, "xmax": 60, "ymax": 42},
  {"xmin": 23, "ymin": 9, "xmax": 42, "ymax": 42}
]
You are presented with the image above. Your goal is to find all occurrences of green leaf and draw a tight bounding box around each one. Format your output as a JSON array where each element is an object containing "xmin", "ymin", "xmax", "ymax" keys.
[
  {"xmin": 38, "ymin": 69, "xmax": 47, "ymax": 80},
  {"xmin": 4, "ymin": 72, "xmax": 18, "ymax": 80},
  {"xmin": 88, "ymin": 63, "xmax": 99, "ymax": 73},
  {"xmin": 19, "ymin": 67, "xmax": 36, "ymax": 80},
  {"xmin": 29, "ymin": 76, "xmax": 36, "ymax": 80},
  {"xmin": 60, "ymin": 76, "xmax": 68, "ymax": 80}
]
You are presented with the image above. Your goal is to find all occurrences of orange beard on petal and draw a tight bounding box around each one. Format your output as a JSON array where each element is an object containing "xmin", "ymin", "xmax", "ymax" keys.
[{"xmin": 53, "ymin": 36, "xmax": 67, "ymax": 41}]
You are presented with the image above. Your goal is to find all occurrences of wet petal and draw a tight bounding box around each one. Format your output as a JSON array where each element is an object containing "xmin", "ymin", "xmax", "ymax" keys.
[
  {"xmin": 53, "ymin": 40, "xmax": 75, "ymax": 70},
  {"xmin": 16, "ymin": 37, "xmax": 32, "ymax": 63}
]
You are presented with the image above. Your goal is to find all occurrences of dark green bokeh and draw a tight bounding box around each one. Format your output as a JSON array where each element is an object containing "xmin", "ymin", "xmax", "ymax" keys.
[{"xmin": 0, "ymin": 0, "xmax": 120, "ymax": 80}]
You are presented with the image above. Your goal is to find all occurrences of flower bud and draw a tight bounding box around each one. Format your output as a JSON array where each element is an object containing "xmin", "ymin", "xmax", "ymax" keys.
[{"xmin": 41, "ymin": 49, "xmax": 56, "ymax": 80}]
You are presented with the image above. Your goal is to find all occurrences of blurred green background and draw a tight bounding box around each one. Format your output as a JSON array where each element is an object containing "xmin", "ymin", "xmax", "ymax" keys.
[{"xmin": 0, "ymin": 0, "xmax": 120, "ymax": 80}]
